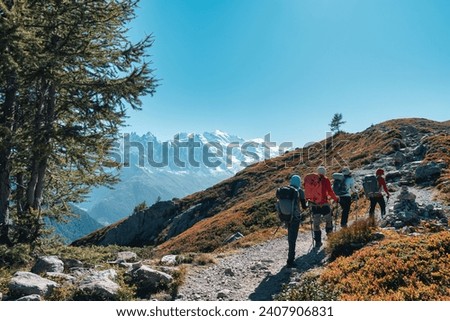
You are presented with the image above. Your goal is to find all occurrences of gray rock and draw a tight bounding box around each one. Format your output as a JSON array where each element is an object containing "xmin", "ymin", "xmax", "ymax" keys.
[
  {"xmin": 32, "ymin": 256, "xmax": 64, "ymax": 274},
  {"xmin": 9, "ymin": 272, "xmax": 58, "ymax": 298},
  {"xmin": 415, "ymin": 162, "xmax": 442, "ymax": 183},
  {"xmin": 117, "ymin": 251, "xmax": 138, "ymax": 262},
  {"xmin": 78, "ymin": 276, "xmax": 120, "ymax": 300},
  {"xmin": 217, "ymin": 289, "xmax": 231, "ymax": 299},
  {"xmin": 131, "ymin": 265, "xmax": 173, "ymax": 290},
  {"xmin": 160, "ymin": 255, "xmax": 178, "ymax": 266},
  {"xmin": 413, "ymin": 144, "xmax": 426, "ymax": 156},
  {"xmin": 224, "ymin": 232, "xmax": 244, "ymax": 244},
  {"xmin": 63, "ymin": 258, "xmax": 84, "ymax": 269},
  {"xmin": 386, "ymin": 171, "xmax": 402, "ymax": 181},
  {"xmin": 224, "ymin": 268, "xmax": 235, "ymax": 277},
  {"xmin": 394, "ymin": 220, "xmax": 405, "ymax": 229},
  {"xmin": 16, "ymin": 294, "xmax": 42, "ymax": 301}
]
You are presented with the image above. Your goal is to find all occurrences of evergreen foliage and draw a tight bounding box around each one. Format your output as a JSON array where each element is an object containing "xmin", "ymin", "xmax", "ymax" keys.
[
  {"xmin": 329, "ymin": 113, "xmax": 346, "ymax": 133},
  {"xmin": 0, "ymin": 0, "xmax": 156, "ymax": 245}
]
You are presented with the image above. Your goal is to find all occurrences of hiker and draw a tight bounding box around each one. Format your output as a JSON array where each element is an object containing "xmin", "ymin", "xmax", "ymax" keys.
[
  {"xmin": 276, "ymin": 175, "xmax": 307, "ymax": 267},
  {"xmin": 309, "ymin": 166, "xmax": 339, "ymax": 248},
  {"xmin": 335, "ymin": 167, "xmax": 357, "ymax": 228},
  {"xmin": 369, "ymin": 168, "xmax": 390, "ymax": 217}
]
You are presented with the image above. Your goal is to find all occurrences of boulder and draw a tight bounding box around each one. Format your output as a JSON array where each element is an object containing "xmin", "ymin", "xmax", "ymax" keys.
[
  {"xmin": 160, "ymin": 255, "xmax": 178, "ymax": 266},
  {"xmin": 415, "ymin": 162, "xmax": 442, "ymax": 183},
  {"xmin": 32, "ymin": 256, "xmax": 64, "ymax": 274},
  {"xmin": 78, "ymin": 277, "xmax": 120, "ymax": 300},
  {"xmin": 116, "ymin": 251, "xmax": 138, "ymax": 262},
  {"xmin": 16, "ymin": 294, "xmax": 42, "ymax": 301},
  {"xmin": 77, "ymin": 269, "xmax": 120, "ymax": 300},
  {"xmin": 63, "ymin": 259, "xmax": 84, "ymax": 269},
  {"xmin": 130, "ymin": 265, "xmax": 173, "ymax": 293},
  {"xmin": 9, "ymin": 272, "xmax": 58, "ymax": 298},
  {"xmin": 413, "ymin": 144, "xmax": 426, "ymax": 156}
]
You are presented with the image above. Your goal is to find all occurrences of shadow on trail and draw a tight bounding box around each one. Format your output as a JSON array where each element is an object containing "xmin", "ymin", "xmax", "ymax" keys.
[{"xmin": 248, "ymin": 248, "xmax": 326, "ymax": 301}]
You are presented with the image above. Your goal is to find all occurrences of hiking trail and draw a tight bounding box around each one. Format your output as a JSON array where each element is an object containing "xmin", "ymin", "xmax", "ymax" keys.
[{"xmin": 176, "ymin": 185, "xmax": 438, "ymax": 301}]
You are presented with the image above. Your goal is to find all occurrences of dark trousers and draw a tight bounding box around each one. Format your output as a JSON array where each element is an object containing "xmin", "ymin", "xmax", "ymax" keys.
[
  {"xmin": 287, "ymin": 218, "xmax": 300, "ymax": 264},
  {"xmin": 339, "ymin": 196, "xmax": 352, "ymax": 227},
  {"xmin": 369, "ymin": 196, "xmax": 386, "ymax": 216}
]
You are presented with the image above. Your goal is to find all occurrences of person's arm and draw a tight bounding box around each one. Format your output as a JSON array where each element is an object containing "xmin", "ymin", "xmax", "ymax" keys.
[
  {"xmin": 349, "ymin": 177, "xmax": 357, "ymax": 193},
  {"xmin": 325, "ymin": 178, "xmax": 339, "ymax": 202},
  {"xmin": 379, "ymin": 177, "xmax": 390, "ymax": 197},
  {"xmin": 298, "ymin": 189, "xmax": 307, "ymax": 209}
]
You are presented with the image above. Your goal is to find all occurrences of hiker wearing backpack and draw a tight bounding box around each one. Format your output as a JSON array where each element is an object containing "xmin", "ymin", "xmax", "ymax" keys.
[
  {"xmin": 333, "ymin": 167, "xmax": 357, "ymax": 228},
  {"xmin": 368, "ymin": 168, "xmax": 390, "ymax": 217},
  {"xmin": 275, "ymin": 175, "xmax": 307, "ymax": 268},
  {"xmin": 305, "ymin": 166, "xmax": 339, "ymax": 248}
]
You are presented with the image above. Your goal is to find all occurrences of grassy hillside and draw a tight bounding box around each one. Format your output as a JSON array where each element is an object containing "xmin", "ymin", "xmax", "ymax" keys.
[{"xmin": 155, "ymin": 118, "xmax": 449, "ymax": 255}]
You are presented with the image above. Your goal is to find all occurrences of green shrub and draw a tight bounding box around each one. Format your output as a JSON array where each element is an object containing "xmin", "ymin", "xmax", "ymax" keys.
[
  {"xmin": 326, "ymin": 218, "xmax": 376, "ymax": 260},
  {"xmin": 0, "ymin": 244, "xmax": 33, "ymax": 267}
]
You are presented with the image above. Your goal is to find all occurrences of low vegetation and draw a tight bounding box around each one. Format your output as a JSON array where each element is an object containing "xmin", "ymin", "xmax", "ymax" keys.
[
  {"xmin": 278, "ymin": 230, "xmax": 450, "ymax": 301},
  {"xmin": 326, "ymin": 218, "xmax": 377, "ymax": 260}
]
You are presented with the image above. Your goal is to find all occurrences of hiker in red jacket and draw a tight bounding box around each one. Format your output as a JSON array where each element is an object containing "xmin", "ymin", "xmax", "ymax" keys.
[
  {"xmin": 369, "ymin": 168, "xmax": 390, "ymax": 217},
  {"xmin": 311, "ymin": 166, "xmax": 339, "ymax": 248}
]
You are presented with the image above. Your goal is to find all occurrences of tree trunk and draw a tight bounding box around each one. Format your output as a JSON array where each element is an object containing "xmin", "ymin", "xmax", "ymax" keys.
[{"xmin": 0, "ymin": 73, "xmax": 16, "ymax": 245}]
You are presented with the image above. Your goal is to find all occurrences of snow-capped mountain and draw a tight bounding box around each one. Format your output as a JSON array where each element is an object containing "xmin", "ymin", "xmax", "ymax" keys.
[{"xmin": 82, "ymin": 131, "xmax": 281, "ymax": 225}]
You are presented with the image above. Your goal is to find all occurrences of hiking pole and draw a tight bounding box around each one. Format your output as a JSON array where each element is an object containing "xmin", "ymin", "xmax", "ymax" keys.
[
  {"xmin": 309, "ymin": 204, "xmax": 314, "ymax": 249},
  {"xmin": 333, "ymin": 203, "xmax": 339, "ymax": 232}
]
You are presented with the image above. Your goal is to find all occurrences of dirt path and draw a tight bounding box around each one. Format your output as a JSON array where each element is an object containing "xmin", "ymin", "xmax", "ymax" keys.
[{"xmin": 177, "ymin": 229, "xmax": 326, "ymax": 301}]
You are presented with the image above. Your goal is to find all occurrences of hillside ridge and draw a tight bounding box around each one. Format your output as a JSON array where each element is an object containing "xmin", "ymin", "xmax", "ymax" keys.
[{"xmin": 72, "ymin": 118, "xmax": 450, "ymax": 254}]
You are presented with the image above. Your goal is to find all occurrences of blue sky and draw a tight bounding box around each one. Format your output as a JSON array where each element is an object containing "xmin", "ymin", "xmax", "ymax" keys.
[{"xmin": 125, "ymin": 0, "xmax": 450, "ymax": 148}]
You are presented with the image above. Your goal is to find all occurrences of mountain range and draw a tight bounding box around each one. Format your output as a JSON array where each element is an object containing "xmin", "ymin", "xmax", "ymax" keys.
[
  {"xmin": 81, "ymin": 130, "xmax": 280, "ymax": 225},
  {"xmin": 72, "ymin": 118, "xmax": 450, "ymax": 251}
]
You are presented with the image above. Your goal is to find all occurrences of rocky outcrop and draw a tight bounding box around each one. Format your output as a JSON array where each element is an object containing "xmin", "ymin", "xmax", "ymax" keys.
[
  {"xmin": 415, "ymin": 161, "xmax": 444, "ymax": 183},
  {"xmin": 9, "ymin": 272, "xmax": 58, "ymax": 299},
  {"xmin": 381, "ymin": 186, "xmax": 448, "ymax": 230},
  {"xmin": 3, "ymin": 251, "xmax": 180, "ymax": 301},
  {"xmin": 72, "ymin": 201, "xmax": 178, "ymax": 247},
  {"xmin": 128, "ymin": 264, "xmax": 173, "ymax": 297},
  {"xmin": 31, "ymin": 256, "xmax": 64, "ymax": 274},
  {"xmin": 77, "ymin": 269, "xmax": 120, "ymax": 300}
]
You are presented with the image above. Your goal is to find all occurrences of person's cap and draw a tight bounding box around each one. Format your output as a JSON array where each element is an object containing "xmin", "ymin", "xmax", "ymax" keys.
[
  {"xmin": 376, "ymin": 168, "xmax": 385, "ymax": 176},
  {"xmin": 290, "ymin": 175, "xmax": 301, "ymax": 188},
  {"xmin": 317, "ymin": 166, "xmax": 326, "ymax": 175},
  {"xmin": 342, "ymin": 167, "xmax": 350, "ymax": 175}
]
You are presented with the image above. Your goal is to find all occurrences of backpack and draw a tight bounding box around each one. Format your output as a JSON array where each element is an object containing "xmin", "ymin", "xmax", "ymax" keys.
[
  {"xmin": 304, "ymin": 173, "xmax": 322, "ymax": 204},
  {"xmin": 275, "ymin": 186, "xmax": 298, "ymax": 223},
  {"xmin": 332, "ymin": 173, "xmax": 348, "ymax": 196},
  {"xmin": 362, "ymin": 175, "xmax": 379, "ymax": 197}
]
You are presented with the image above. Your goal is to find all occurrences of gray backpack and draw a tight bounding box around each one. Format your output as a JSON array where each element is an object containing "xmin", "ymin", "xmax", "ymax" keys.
[
  {"xmin": 363, "ymin": 175, "xmax": 379, "ymax": 197},
  {"xmin": 275, "ymin": 186, "xmax": 298, "ymax": 223},
  {"xmin": 332, "ymin": 173, "xmax": 349, "ymax": 196}
]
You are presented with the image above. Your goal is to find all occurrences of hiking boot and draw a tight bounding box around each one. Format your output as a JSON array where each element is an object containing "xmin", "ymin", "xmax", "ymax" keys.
[{"xmin": 314, "ymin": 231, "xmax": 322, "ymax": 248}]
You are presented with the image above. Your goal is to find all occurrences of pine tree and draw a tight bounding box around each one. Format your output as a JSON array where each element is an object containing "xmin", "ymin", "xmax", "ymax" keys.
[
  {"xmin": 0, "ymin": 0, "xmax": 157, "ymax": 245},
  {"xmin": 329, "ymin": 113, "xmax": 346, "ymax": 134}
]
